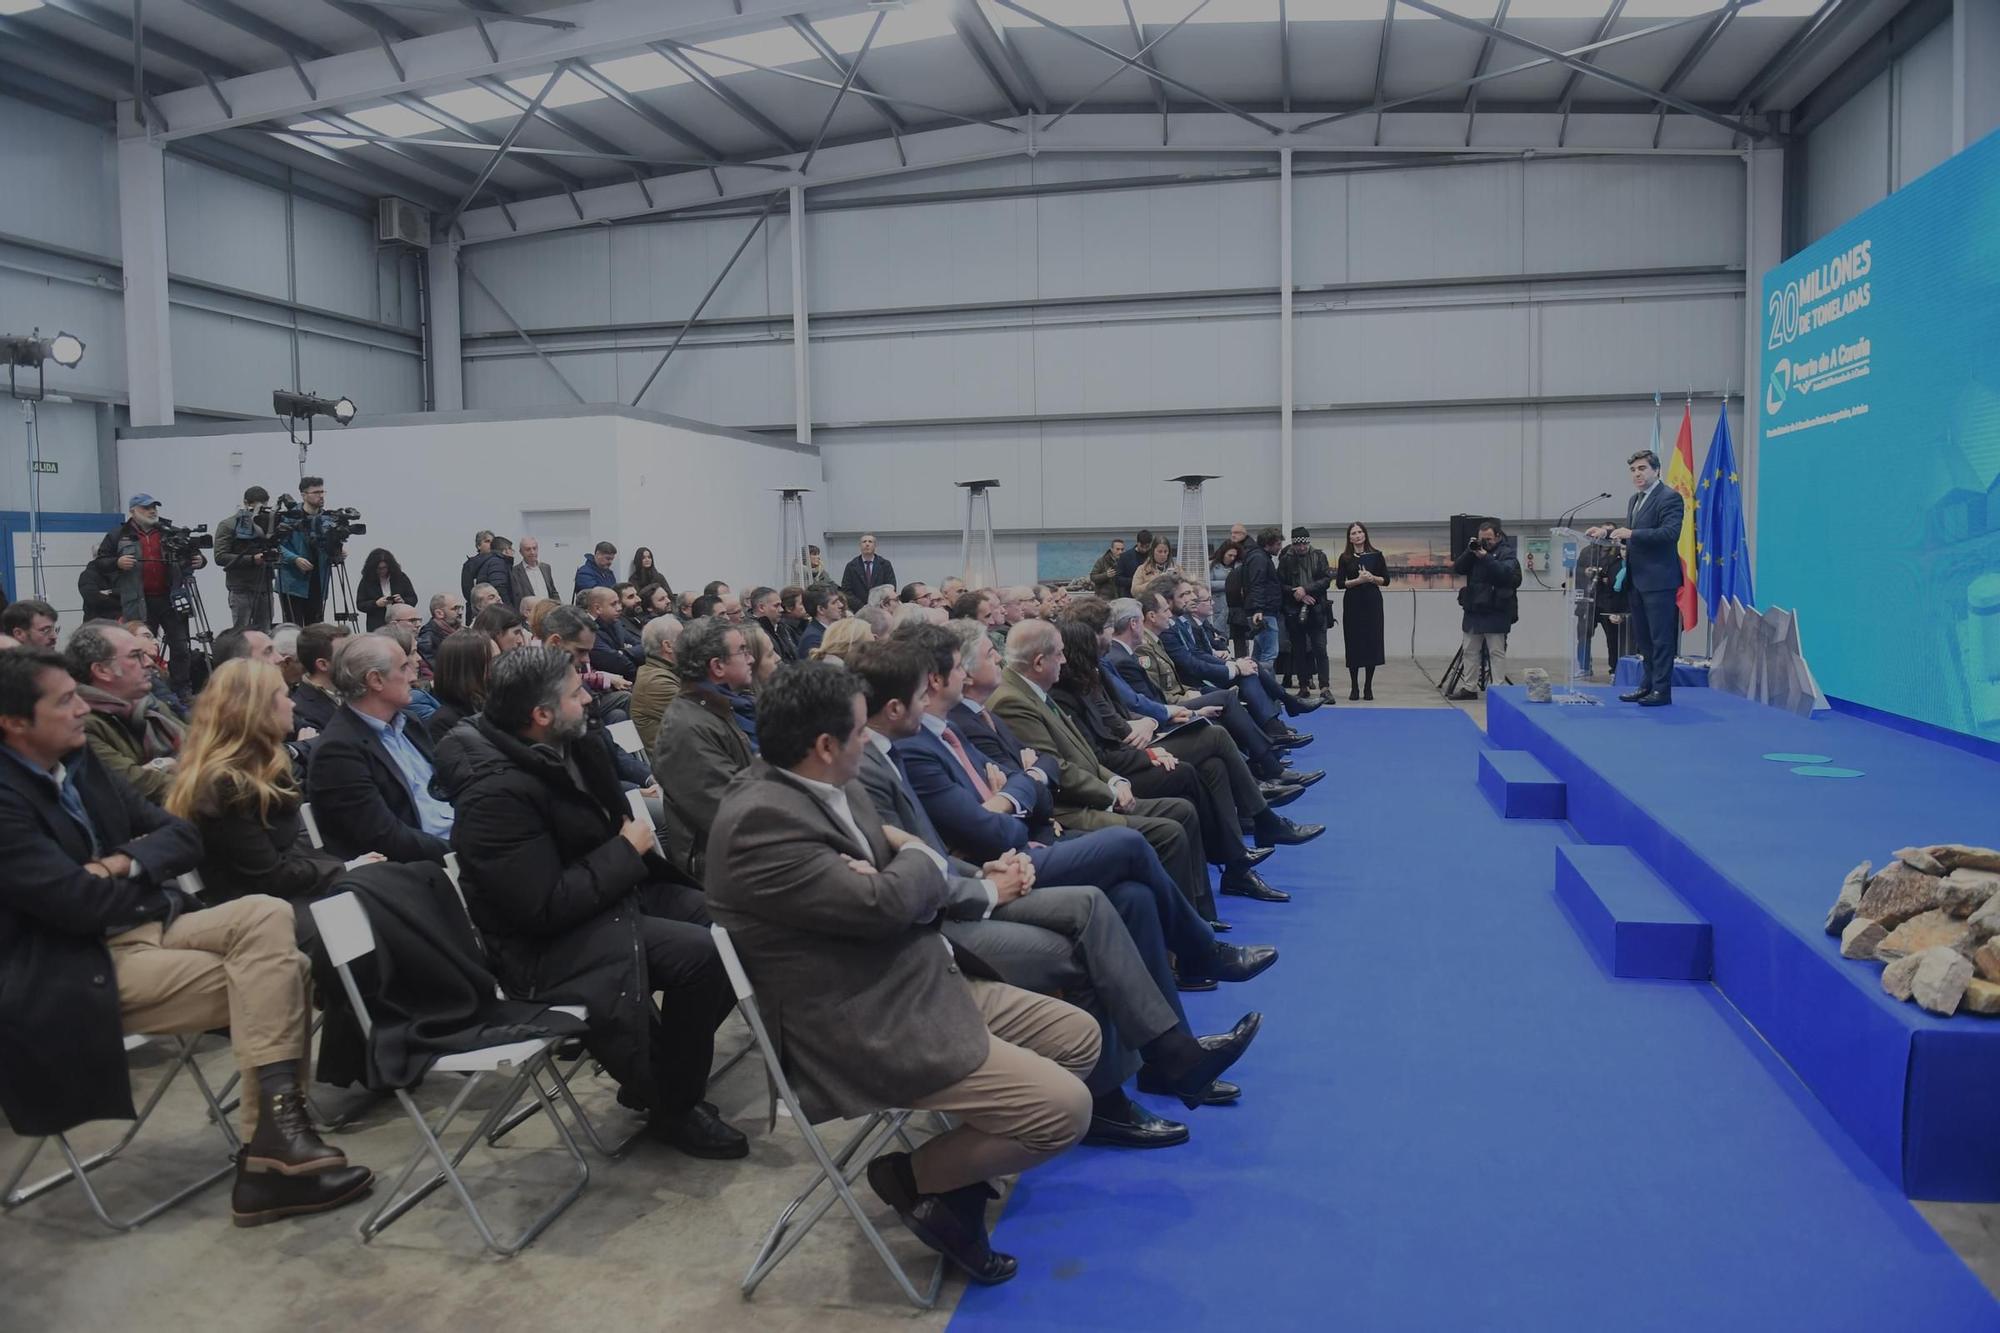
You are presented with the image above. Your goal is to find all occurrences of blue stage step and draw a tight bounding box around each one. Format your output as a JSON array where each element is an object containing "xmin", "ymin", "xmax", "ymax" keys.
[
  {"xmin": 1555, "ymin": 845, "xmax": 1712, "ymax": 981},
  {"xmin": 1477, "ymin": 748, "xmax": 1565, "ymax": 818}
]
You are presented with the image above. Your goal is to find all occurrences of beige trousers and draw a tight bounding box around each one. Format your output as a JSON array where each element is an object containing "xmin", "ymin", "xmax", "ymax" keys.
[
  {"xmin": 110, "ymin": 895, "xmax": 312, "ymax": 1136},
  {"xmin": 908, "ymin": 979, "xmax": 1100, "ymax": 1196}
]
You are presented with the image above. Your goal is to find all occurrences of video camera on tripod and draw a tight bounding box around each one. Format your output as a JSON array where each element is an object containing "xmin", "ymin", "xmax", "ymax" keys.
[
  {"xmin": 157, "ymin": 518, "xmax": 213, "ymax": 562},
  {"xmin": 274, "ymin": 493, "xmax": 367, "ymax": 548}
]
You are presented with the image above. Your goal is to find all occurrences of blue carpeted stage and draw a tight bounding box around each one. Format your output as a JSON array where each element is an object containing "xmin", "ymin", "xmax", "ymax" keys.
[
  {"xmin": 1489, "ymin": 685, "xmax": 2000, "ymax": 1201},
  {"xmin": 946, "ymin": 705, "xmax": 1999, "ymax": 1331}
]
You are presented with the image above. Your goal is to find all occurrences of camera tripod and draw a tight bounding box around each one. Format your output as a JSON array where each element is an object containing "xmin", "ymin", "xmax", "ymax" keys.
[{"xmin": 1438, "ymin": 639, "xmax": 1507, "ymax": 699}]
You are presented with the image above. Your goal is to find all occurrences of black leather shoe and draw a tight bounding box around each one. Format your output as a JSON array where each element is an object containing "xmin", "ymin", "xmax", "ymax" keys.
[
  {"xmin": 1286, "ymin": 695, "xmax": 1323, "ymax": 716},
  {"xmin": 242, "ymin": 1087, "xmax": 347, "ymax": 1176},
  {"xmin": 1205, "ymin": 918, "xmax": 1233, "ymax": 933},
  {"xmin": 1242, "ymin": 845, "xmax": 1276, "ymax": 869},
  {"xmin": 1618, "ymin": 689, "xmax": 1653, "ymax": 703},
  {"xmin": 1197, "ymin": 942, "xmax": 1278, "ymax": 983},
  {"xmin": 649, "ymin": 1102, "xmax": 750, "ymax": 1159},
  {"xmin": 231, "ymin": 1156, "xmax": 374, "ymax": 1227},
  {"xmin": 868, "ymin": 1154, "xmax": 1017, "ymax": 1285},
  {"xmin": 1638, "ymin": 693, "xmax": 1672, "ymax": 707},
  {"xmin": 1136, "ymin": 1068, "xmax": 1241, "ymax": 1104},
  {"xmin": 1082, "ymin": 1100, "xmax": 1189, "ymax": 1149},
  {"xmin": 1220, "ymin": 868, "xmax": 1289, "ymax": 902},
  {"xmin": 1278, "ymin": 768, "xmax": 1324, "ymax": 789},
  {"xmin": 1275, "ymin": 731, "xmax": 1313, "ymax": 749},
  {"xmin": 1258, "ymin": 782, "xmax": 1304, "ymax": 808},
  {"xmin": 1175, "ymin": 971, "xmax": 1219, "ymax": 993},
  {"xmin": 1162, "ymin": 1012, "xmax": 1262, "ymax": 1109},
  {"xmin": 1256, "ymin": 816, "xmax": 1324, "ymax": 847}
]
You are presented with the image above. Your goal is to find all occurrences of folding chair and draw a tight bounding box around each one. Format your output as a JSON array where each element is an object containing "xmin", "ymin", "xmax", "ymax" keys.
[
  {"xmin": 2, "ymin": 1033, "xmax": 240, "ymax": 1232},
  {"xmin": 711, "ymin": 924, "xmax": 944, "ymax": 1309},
  {"xmin": 299, "ymin": 801, "xmax": 324, "ymax": 850},
  {"xmin": 311, "ymin": 891, "xmax": 589, "ymax": 1257}
]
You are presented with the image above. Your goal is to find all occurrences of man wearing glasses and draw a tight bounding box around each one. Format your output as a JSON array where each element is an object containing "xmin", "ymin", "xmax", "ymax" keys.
[{"xmin": 63, "ymin": 623, "xmax": 188, "ymax": 801}]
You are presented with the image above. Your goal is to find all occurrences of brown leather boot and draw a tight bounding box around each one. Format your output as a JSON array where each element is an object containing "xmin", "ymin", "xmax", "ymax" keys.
[
  {"xmin": 231, "ymin": 1155, "xmax": 374, "ymax": 1227},
  {"xmin": 241, "ymin": 1083, "xmax": 348, "ymax": 1176}
]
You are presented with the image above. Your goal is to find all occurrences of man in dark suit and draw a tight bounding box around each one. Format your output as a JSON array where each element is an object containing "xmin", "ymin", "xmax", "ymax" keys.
[
  {"xmin": 307, "ymin": 632, "xmax": 454, "ymax": 863},
  {"xmin": 848, "ymin": 638, "xmax": 1264, "ymax": 1148},
  {"xmin": 1590, "ymin": 448, "xmax": 1687, "ymax": 707},
  {"xmin": 1160, "ymin": 578, "xmax": 1313, "ymax": 737},
  {"xmin": 839, "ymin": 533, "xmax": 898, "ymax": 610},
  {"xmin": 0, "ymin": 650, "xmax": 374, "ymax": 1226}
]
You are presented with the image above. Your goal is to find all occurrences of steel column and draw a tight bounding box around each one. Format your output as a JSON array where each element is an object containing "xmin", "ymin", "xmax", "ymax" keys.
[
  {"xmin": 1279, "ymin": 146, "xmax": 1294, "ymax": 540},
  {"xmin": 117, "ymin": 122, "xmax": 176, "ymax": 426},
  {"xmin": 790, "ymin": 185, "xmax": 811, "ymax": 448},
  {"xmin": 427, "ymin": 241, "xmax": 464, "ymax": 411}
]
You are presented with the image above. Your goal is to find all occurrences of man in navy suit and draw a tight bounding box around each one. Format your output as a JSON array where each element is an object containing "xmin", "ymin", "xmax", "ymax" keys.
[
  {"xmin": 1590, "ymin": 448, "xmax": 1686, "ymax": 707},
  {"xmin": 839, "ymin": 534, "xmax": 898, "ymax": 610}
]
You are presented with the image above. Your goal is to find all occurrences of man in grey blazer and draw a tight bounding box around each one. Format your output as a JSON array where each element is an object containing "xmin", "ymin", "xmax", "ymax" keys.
[
  {"xmin": 707, "ymin": 661, "xmax": 1252, "ymax": 1286},
  {"xmin": 1590, "ymin": 447, "xmax": 1687, "ymax": 706}
]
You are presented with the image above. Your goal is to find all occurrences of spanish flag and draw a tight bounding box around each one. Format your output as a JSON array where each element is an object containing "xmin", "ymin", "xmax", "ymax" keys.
[{"xmin": 1667, "ymin": 400, "xmax": 1698, "ymax": 630}]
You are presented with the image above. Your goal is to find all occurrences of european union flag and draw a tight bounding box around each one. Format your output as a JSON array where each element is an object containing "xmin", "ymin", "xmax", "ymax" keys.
[{"xmin": 1694, "ymin": 402, "xmax": 1754, "ymax": 618}]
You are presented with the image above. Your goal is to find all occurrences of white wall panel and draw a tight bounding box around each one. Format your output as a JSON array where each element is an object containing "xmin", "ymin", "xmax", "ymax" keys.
[
  {"xmin": 1536, "ymin": 294, "xmax": 1745, "ymax": 399},
  {"xmin": 1895, "ymin": 20, "xmax": 1956, "ymax": 187},
  {"xmin": 607, "ymin": 213, "xmax": 786, "ymax": 325},
  {"xmin": 1297, "ymin": 304, "xmax": 1529, "ymax": 405},
  {"xmin": 293, "ymin": 196, "xmax": 381, "ymax": 323},
  {"xmin": 620, "ymin": 340, "xmax": 791, "ymax": 425},
  {"xmin": 0, "ymin": 96, "xmax": 119, "ymax": 257},
  {"xmin": 164, "ymin": 157, "xmax": 290, "ymax": 300},
  {"xmin": 463, "ymin": 229, "xmax": 612, "ymax": 333},
  {"xmin": 1291, "ymin": 173, "xmax": 1351, "ymax": 288},
  {"xmin": 1295, "ymin": 406, "xmax": 1528, "ymax": 525},
  {"xmin": 1345, "ymin": 161, "xmax": 1524, "ymax": 284},
  {"xmin": 808, "ymin": 196, "xmax": 1037, "ymax": 312},
  {"xmin": 168, "ymin": 305, "xmax": 296, "ymax": 417},
  {"xmin": 0, "ymin": 400, "xmax": 105, "ymax": 513},
  {"xmin": 1521, "ymin": 158, "xmax": 1746, "ymax": 272},
  {"xmin": 297, "ymin": 332, "xmax": 422, "ymax": 419},
  {"xmin": 0, "ymin": 262, "xmax": 127, "ymax": 404}
]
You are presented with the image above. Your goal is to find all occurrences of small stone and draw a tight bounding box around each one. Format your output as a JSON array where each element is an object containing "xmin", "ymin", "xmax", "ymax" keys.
[
  {"xmin": 1895, "ymin": 846, "xmax": 1948, "ymax": 875},
  {"xmin": 1856, "ymin": 861, "xmax": 1942, "ymax": 930},
  {"xmin": 1913, "ymin": 947, "xmax": 1976, "ymax": 1016},
  {"xmin": 1961, "ymin": 978, "xmax": 2000, "ymax": 1016},
  {"xmin": 1825, "ymin": 860, "xmax": 1874, "ymax": 936},
  {"xmin": 1882, "ymin": 952, "xmax": 1924, "ymax": 1001},
  {"xmin": 1927, "ymin": 844, "xmax": 2000, "ymax": 874},
  {"xmin": 1876, "ymin": 909, "xmax": 1972, "ymax": 961},
  {"xmin": 1974, "ymin": 941, "xmax": 2000, "ymax": 985},
  {"xmin": 1940, "ymin": 869, "xmax": 2000, "ymax": 918},
  {"xmin": 1840, "ymin": 918, "xmax": 1887, "ymax": 959},
  {"xmin": 1969, "ymin": 893, "xmax": 2000, "ymax": 943}
]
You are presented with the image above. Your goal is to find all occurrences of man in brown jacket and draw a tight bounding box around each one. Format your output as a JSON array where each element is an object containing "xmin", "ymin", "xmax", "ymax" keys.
[
  {"xmin": 651, "ymin": 618, "xmax": 755, "ymax": 878},
  {"xmin": 628, "ymin": 615, "xmax": 684, "ymax": 753},
  {"xmin": 706, "ymin": 661, "xmax": 1101, "ymax": 1286}
]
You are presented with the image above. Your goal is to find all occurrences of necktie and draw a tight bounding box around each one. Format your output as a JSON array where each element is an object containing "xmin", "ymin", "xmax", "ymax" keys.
[
  {"xmin": 864, "ymin": 559, "xmax": 874, "ymax": 581},
  {"xmin": 938, "ymin": 727, "xmax": 994, "ymax": 800},
  {"xmin": 56, "ymin": 772, "xmax": 103, "ymax": 857}
]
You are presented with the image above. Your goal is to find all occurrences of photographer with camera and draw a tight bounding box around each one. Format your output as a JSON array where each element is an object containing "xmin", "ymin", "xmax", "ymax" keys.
[
  {"xmin": 276, "ymin": 476, "xmax": 357, "ymax": 625},
  {"xmin": 1449, "ymin": 519, "xmax": 1521, "ymax": 701},
  {"xmin": 91, "ymin": 494, "xmax": 209, "ymax": 691},
  {"xmin": 214, "ymin": 485, "xmax": 279, "ymax": 632}
]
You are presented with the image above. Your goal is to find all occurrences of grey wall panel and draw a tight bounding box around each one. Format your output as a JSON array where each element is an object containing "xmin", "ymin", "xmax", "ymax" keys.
[
  {"xmin": 464, "ymin": 352, "xmax": 616, "ymax": 410},
  {"xmin": 1345, "ymin": 161, "xmax": 1524, "ymax": 283},
  {"xmin": 617, "ymin": 340, "xmax": 791, "ymax": 425},
  {"xmin": 463, "ymin": 230, "xmax": 612, "ymax": 335},
  {"xmin": 1291, "ymin": 173, "xmax": 1350, "ymax": 288},
  {"xmin": 1, "ymin": 399, "xmax": 105, "ymax": 513},
  {"xmin": 1536, "ymin": 400, "xmax": 1690, "ymax": 520},
  {"xmin": 812, "ymin": 327, "xmax": 1033, "ymax": 423},
  {"xmin": 1804, "ymin": 73, "xmax": 1891, "ymax": 244},
  {"xmin": 1031, "ymin": 316, "xmax": 1279, "ymax": 416},
  {"xmin": 1294, "ymin": 406, "xmax": 1529, "ymax": 526},
  {"xmin": 1537, "ymin": 293, "xmax": 1745, "ymax": 398},
  {"xmin": 0, "ymin": 264, "xmax": 126, "ymax": 404},
  {"xmin": 164, "ymin": 156, "xmax": 290, "ymax": 301},
  {"xmin": 1521, "ymin": 158, "xmax": 1745, "ymax": 272},
  {"xmin": 807, "ymin": 196, "xmax": 1037, "ymax": 312},
  {"xmin": 607, "ymin": 213, "xmax": 786, "ymax": 326},
  {"xmin": 0, "ymin": 95, "xmax": 119, "ymax": 257},
  {"xmin": 1036, "ymin": 179, "xmax": 1277, "ymax": 301},
  {"xmin": 1296, "ymin": 304, "xmax": 1529, "ymax": 405},
  {"xmin": 293, "ymin": 196, "xmax": 382, "ymax": 324},
  {"xmin": 1895, "ymin": 20, "xmax": 1956, "ymax": 188},
  {"xmin": 168, "ymin": 305, "xmax": 295, "ymax": 417},
  {"xmin": 1034, "ymin": 415, "xmax": 1278, "ymax": 532},
  {"xmin": 297, "ymin": 331, "xmax": 422, "ymax": 417}
]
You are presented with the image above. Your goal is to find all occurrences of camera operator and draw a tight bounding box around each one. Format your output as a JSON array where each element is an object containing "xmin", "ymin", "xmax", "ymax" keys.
[
  {"xmin": 215, "ymin": 485, "xmax": 278, "ymax": 632},
  {"xmin": 91, "ymin": 494, "xmax": 208, "ymax": 691},
  {"xmin": 276, "ymin": 476, "xmax": 347, "ymax": 625},
  {"xmin": 1449, "ymin": 519, "xmax": 1520, "ymax": 700}
]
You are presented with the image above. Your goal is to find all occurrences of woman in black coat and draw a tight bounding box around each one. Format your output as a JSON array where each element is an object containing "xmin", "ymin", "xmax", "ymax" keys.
[
  {"xmin": 1335, "ymin": 522, "xmax": 1391, "ymax": 700},
  {"xmin": 163, "ymin": 660, "xmax": 361, "ymax": 931},
  {"xmin": 426, "ymin": 628, "xmax": 496, "ymax": 741},
  {"xmin": 628, "ymin": 547, "xmax": 672, "ymax": 602},
  {"xmin": 355, "ymin": 548, "xmax": 417, "ymax": 631}
]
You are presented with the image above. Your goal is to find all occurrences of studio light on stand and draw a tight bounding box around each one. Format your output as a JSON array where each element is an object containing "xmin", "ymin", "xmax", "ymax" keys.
[
  {"xmin": 274, "ymin": 389, "xmax": 356, "ymax": 469},
  {"xmin": 4, "ymin": 329, "xmax": 88, "ymax": 598}
]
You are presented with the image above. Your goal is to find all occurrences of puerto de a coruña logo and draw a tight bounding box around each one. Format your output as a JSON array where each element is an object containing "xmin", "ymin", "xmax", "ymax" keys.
[{"xmin": 1766, "ymin": 358, "xmax": 1791, "ymax": 416}]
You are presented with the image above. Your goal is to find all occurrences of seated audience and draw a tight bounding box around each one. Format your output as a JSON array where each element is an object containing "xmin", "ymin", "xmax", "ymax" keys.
[
  {"xmin": 356, "ymin": 548, "xmax": 417, "ymax": 630},
  {"xmin": 857, "ymin": 604, "xmax": 894, "ymax": 639},
  {"xmin": 616, "ymin": 583, "xmax": 650, "ymax": 638},
  {"xmin": 584, "ymin": 587, "xmax": 645, "ymax": 675},
  {"xmin": 126, "ymin": 619, "xmax": 192, "ymax": 719},
  {"xmin": 651, "ymin": 618, "xmax": 755, "ymax": 878},
  {"xmin": 705, "ymin": 660, "xmax": 1092, "ymax": 1284},
  {"xmin": 427, "ymin": 628, "xmax": 497, "ymax": 738},
  {"xmin": 472, "ymin": 603, "xmax": 529, "ymax": 651},
  {"xmin": 688, "ymin": 594, "xmax": 720, "ymax": 622},
  {"xmin": 1, "ymin": 598, "xmax": 58, "ymax": 649},
  {"xmin": 416, "ymin": 592, "xmax": 465, "ymax": 672},
  {"xmin": 435, "ymin": 647, "xmax": 745, "ymax": 1159},
  {"xmin": 629, "ymin": 615, "xmax": 684, "ymax": 753},
  {"xmin": 938, "ymin": 575, "xmax": 967, "ymax": 602},
  {"xmin": 384, "ymin": 600, "xmax": 424, "ymax": 638},
  {"xmin": 796, "ymin": 586, "xmax": 845, "ymax": 656},
  {"xmin": 1156, "ymin": 579, "xmax": 1317, "ymax": 735},
  {"xmin": 289, "ymin": 622, "xmax": 348, "ymax": 737},
  {"xmin": 520, "ymin": 595, "xmax": 558, "ymax": 639},
  {"xmin": 641, "ymin": 584, "xmax": 675, "ymax": 621},
  {"xmin": 469, "ymin": 582, "xmax": 502, "ymax": 618},
  {"xmin": 777, "ymin": 585, "xmax": 808, "ymax": 657},
  {"xmin": 165, "ymin": 659, "xmax": 358, "ymax": 911},
  {"xmin": 751, "ymin": 586, "xmax": 796, "ymax": 662},
  {"xmin": 0, "ymin": 650, "xmax": 373, "ymax": 1225},
  {"xmin": 271, "ymin": 623, "xmax": 304, "ymax": 689},
  {"xmin": 67, "ymin": 622, "xmax": 186, "ymax": 802},
  {"xmin": 715, "ymin": 591, "xmax": 744, "ymax": 624},
  {"xmin": 211, "ymin": 625, "xmax": 277, "ymax": 666},
  {"xmin": 811, "ymin": 617, "xmax": 875, "ymax": 664},
  {"xmin": 307, "ymin": 633, "xmax": 452, "ymax": 864},
  {"xmin": 742, "ymin": 623, "xmax": 780, "ymax": 689}
]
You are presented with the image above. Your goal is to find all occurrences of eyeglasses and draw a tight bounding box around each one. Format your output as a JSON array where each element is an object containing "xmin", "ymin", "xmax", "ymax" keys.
[{"xmin": 729, "ymin": 646, "xmax": 756, "ymax": 660}]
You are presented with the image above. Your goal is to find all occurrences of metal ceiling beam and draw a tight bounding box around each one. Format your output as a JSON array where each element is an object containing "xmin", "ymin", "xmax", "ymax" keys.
[
  {"xmin": 1122, "ymin": 0, "xmax": 1172, "ymax": 145},
  {"xmin": 1734, "ymin": 0, "xmax": 1857, "ymax": 111},
  {"xmin": 1460, "ymin": 0, "xmax": 1509, "ymax": 146},
  {"xmin": 629, "ymin": 192, "xmax": 783, "ymax": 408},
  {"xmin": 790, "ymin": 15, "xmax": 907, "ymax": 165},
  {"xmin": 1369, "ymin": 1, "xmax": 1396, "ymax": 146},
  {"xmin": 673, "ymin": 35, "xmax": 1024, "ymax": 136},
  {"xmin": 350, "ymin": 0, "xmax": 577, "ymax": 30},
  {"xmin": 654, "ymin": 41, "xmax": 806, "ymax": 154},
  {"xmin": 953, "ymin": 0, "xmax": 1046, "ymax": 113},
  {"xmin": 1278, "ymin": 0, "xmax": 1292, "ymax": 115},
  {"xmin": 562, "ymin": 59, "xmax": 726, "ymax": 161},
  {"xmin": 1398, "ymin": 0, "xmax": 1771, "ymax": 141},
  {"xmin": 0, "ymin": 60, "xmax": 116, "ymax": 122},
  {"xmin": 445, "ymin": 68, "xmax": 558, "ymax": 230},
  {"xmin": 950, "ymin": 5, "xmax": 1027, "ymax": 116},
  {"xmin": 1555, "ymin": 0, "xmax": 1626, "ymax": 147},
  {"xmin": 279, "ymin": 127, "xmax": 795, "ymax": 170},
  {"xmin": 147, "ymin": 0, "xmax": 877, "ymax": 142},
  {"xmin": 1649, "ymin": 0, "xmax": 1740, "ymax": 147},
  {"xmin": 796, "ymin": 8, "xmax": 879, "ymax": 175},
  {"xmin": 1044, "ymin": 0, "xmax": 1211, "ymax": 131},
  {"xmin": 995, "ymin": 0, "xmax": 1284, "ymax": 135}
]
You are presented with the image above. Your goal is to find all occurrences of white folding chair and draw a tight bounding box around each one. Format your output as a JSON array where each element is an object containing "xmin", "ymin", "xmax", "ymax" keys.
[
  {"xmin": 711, "ymin": 925, "xmax": 944, "ymax": 1309},
  {"xmin": 2, "ymin": 1033, "xmax": 240, "ymax": 1232},
  {"xmin": 311, "ymin": 892, "xmax": 589, "ymax": 1257},
  {"xmin": 299, "ymin": 802, "xmax": 324, "ymax": 850}
]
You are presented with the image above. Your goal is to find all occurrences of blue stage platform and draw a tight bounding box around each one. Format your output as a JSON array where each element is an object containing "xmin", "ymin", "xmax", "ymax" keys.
[
  {"xmin": 946, "ymin": 708, "xmax": 1998, "ymax": 1332},
  {"xmin": 1489, "ymin": 685, "xmax": 2000, "ymax": 1201}
]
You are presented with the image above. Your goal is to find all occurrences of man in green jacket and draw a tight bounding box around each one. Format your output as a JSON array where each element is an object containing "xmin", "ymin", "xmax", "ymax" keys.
[{"xmin": 65, "ymin": 623, "xmax": 187, "ymax": 801}]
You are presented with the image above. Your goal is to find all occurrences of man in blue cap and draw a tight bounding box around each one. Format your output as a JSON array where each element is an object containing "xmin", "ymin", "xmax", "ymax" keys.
[{"xmin": 89, "ymin": 494, "xmax": 206, "ymax": 690}]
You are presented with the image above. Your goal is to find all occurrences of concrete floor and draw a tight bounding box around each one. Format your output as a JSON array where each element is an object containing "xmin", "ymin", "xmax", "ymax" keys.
[{"xmin": 5, "ymin": 656, "xmax": 1997, "ymax": 1328}]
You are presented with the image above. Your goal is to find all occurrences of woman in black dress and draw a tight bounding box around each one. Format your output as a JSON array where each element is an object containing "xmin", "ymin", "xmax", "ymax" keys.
[
  {"xmin": 354, "ymin": 548, "xmax": 417, "ymax": 631},
  {"xmin": 1335, "ymin": 522, "xmax": 1390, "ymax": 700}
]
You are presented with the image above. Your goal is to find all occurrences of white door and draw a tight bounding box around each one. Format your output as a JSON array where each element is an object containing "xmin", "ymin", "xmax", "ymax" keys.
[{"xmin": 519, "ymin": 508, "xmax": 592, "ymax": 576}]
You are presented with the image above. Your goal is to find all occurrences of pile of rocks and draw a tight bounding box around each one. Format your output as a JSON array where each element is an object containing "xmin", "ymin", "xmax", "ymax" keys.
[{"xmin": 1825, "ymin": 844, "xmax": 2000, "ymax": 1016}]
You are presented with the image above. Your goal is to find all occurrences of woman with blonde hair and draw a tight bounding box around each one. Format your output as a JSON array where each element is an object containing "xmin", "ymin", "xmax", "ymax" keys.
[
  {"xmin": 810, "ymin": 616, "xmax": 876, "ymax": 664},
  {"xmin": 164, "ymin": 660, "xmax": 362, "ymax": 913},
  {"xmin": 520, "ymin": 595, "xmax": 557, "ymax": 640}
]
